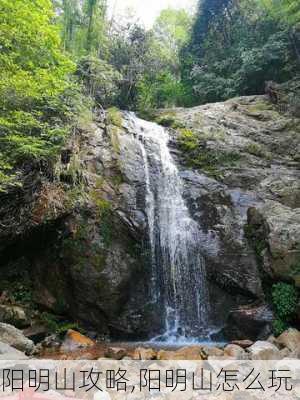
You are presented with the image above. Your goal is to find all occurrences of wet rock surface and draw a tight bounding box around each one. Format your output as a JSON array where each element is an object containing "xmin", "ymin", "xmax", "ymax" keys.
[{"xmin": 36, "ymin": 328, "xmax": 300, "ymax": 360}]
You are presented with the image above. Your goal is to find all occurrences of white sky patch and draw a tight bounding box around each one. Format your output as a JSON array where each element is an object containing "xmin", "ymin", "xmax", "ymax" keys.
[{"xmin": 107, "ymin": 0, "xmax": 196, "ymax": 29}]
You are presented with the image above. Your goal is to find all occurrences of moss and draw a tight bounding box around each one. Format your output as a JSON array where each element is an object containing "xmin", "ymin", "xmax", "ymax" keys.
[
  {"xmin": 178, "ymin": 128, "xmax": 240, "ymax": 178},
  {"xmin": 57, "ymin": 153, "xmax": 83, "ymax": 186},
  {"xmin": 244, "ymin": 223, "xmax": 266, "ymax": 259},
  {"xmin": 246, "ymin": 101, "xmax": 275, "ymax": 113},
  {"xmin": 204, "ymin": 128, "xmax": 226, "ymax": 142},
  {"xmin": 137, "ymin": 109, "xmax": 158, "ymax": 121},
  {"xmin": 109, "ymin": 126, "xmax": 121, "ymax": 154},
  {"xmin": 111, "ymin": 173, "xmax": 124, "ymax": 187},
  {"xmin": 90, "ymin": 193, "xmax": 113, "ymax": 247},
  {"xmin": 107, "ymin": 107, "xmax": 123, "ymax": 128},
  {"xmin": 95, "ymin": 176, "xmax": 104, "ymax": 188},
  {"xmin": 91, "ymin": 253, "xmax": 107, "ymax": 271},
  {"xmin": 154, "ymin": 112, "xmax": 185, "ymax": 129},
  {"xmin": 245, "ymin": 142, "xmax": 268, "ymax": 158},
  {"xmin": 0, "ymin": 280, "xmax": 33, "ymax": 306},
  {"xmin": 64, "ymin": 186, "xmax": 86, "ymax": 208},
  {"xmin": 273, "ymin": 319, "xmax": 288, "ymax": 337},
  {"xmin": 62, "ymin": 219, "xmax": 109, "ymax": 272},
  {"xmin": 242, "ymin": 101, "xmax": 283, "ymax": 121},
  {"xmin": 178, "ymin": 128, "xmax": 198, "ymax": 151}
]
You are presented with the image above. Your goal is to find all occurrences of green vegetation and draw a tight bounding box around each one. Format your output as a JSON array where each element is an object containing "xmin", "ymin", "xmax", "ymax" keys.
[
  {"xmin": 0, "ymin": 0, "xmax": 78, "ymax": 191},
  {"xmin": 178, "ymin": 128, "xmax": 240, "ymax": 177},
  {"xmin": 245, "ymin": 143, "xmax": 268, "ymax": 158},
  {"xmin": 0, "ymin": 0, "xmax": 299, "ymax": 192},
  {"xmin": 183, "ymin": 0, "xmax": 300, "ymax": 104},
  {"xmin": 273, "ymin": 318, "xmax": 288, "ymax": 337},
  {"xmin": 272, "ymin": 282, "xmax": 298, "ymax": 336},
  {"xmin": 40, "ymin": 312, "xmax": 81, "ymax": 336},
  {"xmin": 154, "ymin": 113, "xmax": 185, "ymax": 128},
  {"xmin": 106, "ymin": 107, "xmax": 123, "ymax": 128}
]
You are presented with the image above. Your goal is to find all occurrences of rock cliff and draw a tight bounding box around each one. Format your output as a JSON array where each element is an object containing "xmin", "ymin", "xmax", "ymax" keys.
[{"xmin": 0, "ymin": 93, "xmax": 299, "ymax": 341}]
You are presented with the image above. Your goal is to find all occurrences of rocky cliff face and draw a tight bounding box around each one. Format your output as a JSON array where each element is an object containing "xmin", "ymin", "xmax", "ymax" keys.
[{"xmin": 0, "ymin": 94, "xmax": 299, "ymax": 341}]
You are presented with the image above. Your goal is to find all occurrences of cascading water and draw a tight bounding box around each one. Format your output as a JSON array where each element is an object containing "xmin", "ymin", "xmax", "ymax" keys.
[{"xmin": 124, "ymin": 113, "xmax": 212, "ymax": 342}]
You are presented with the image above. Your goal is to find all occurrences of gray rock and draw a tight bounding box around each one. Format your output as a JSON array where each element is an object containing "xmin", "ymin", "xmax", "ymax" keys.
[
  {"xmin": 0, "ymin": 341, "xmax": 28, "ymax": 360},
  {"xmin": 275, "ymin": 328, "xmax": 300, "ymax": 351},
  {"xmin": 0, "ymin": 323, "xmax": 35, "ymax": 354},
  {"xmin": 224, "ymin": 344, "xmax": 248, "ymax": 359},
  {"xmin": 248, "ymin": 341, "xmax": 280, "ymax": 360},
  {"xmin": 223, "ymin": 304, "xmax": 274, "ymax": 341},
  {"xmin": 0, "ymin": 305, "xmax": 29, "ymax": 328},
  {"xmin": 247, "ymin": 201, "xmax": 300, "ymax": 285}
]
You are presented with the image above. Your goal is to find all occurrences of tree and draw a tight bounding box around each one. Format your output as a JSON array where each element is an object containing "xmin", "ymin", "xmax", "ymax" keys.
[
  {"xmin": 59, "ymin": 0, "xmax": 81, "ymax": 52},
  {"xmin": 55, "ymin": 0, "xmax": 108, "ymax": 57},
  {"xmin": 261, "ymin": 0, "xmax": 300, "ymax": 27},
  {"xmin": 153, "ymin": 8, "xmax": 192, "ymax": 73},
  {"xmin": 189, "ymin": 0, "xmax": 232, "ymax": 58},
  {"xmin": 260, "ymin": 0, "xmax": 300, "ymax": 62},
  {"xmin": 76, "ymin": 56, "xmax": 122, "ymax": 107},
  {"xmin": 108, "ymin": 22, "xmax": 155, "ymax": 108},
  {"xmin": 136, "ymin": 8, "xmax": 194, "ymax": 111},
  {"xmin": 184, "ymin": 0, "xmax": 298, "ymax": 104},
  {"xmin": 0, "ymin": 0, "xmax": 76, "ymax": 190}
]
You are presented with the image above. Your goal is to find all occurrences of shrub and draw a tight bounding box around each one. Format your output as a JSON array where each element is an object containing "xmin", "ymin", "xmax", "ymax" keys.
[
  {"xmin": 106, "ymin": 107, "xmax": 123, "ymax": 128},
  {"xmin": 272, "ymin": 282, "xmax": 298, "ymax": 319},
  {"xmin": 273, "ymin": 318, "xmax": 288, "ymax": 337},
  {"xmin": 0, "ymin": 0, "xmax": 77, "ymax": 192}
]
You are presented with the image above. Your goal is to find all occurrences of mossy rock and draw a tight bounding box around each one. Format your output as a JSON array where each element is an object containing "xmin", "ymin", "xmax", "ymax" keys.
[
  {"xmin": 178, "ymin": 128, "xmax": 241, "ymax": 178},
  {"xmin": 107, "ymin": 107, "xmax": 123, "ymax": 128}
]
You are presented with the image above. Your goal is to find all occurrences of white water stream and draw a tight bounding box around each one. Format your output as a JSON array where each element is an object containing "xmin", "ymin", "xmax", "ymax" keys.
[{"xmin": 125, "ymin": 113, "xmax": 212, "ymax": 342}]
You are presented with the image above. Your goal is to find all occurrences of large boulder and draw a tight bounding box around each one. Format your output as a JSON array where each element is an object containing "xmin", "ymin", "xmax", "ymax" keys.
[
  {"xmin": 132, "ymin": 347, "xmax": 157, "ymax": 360},
  {"xmin": 0, "ymin": 323, "xmax": 34, "ymax": 354},
  {"xmin": 224, "ymin": 344, "xmax": 248, "ymax": 359},
  {"xmin": 0, "ymin": 304, "xmax": 29, "ymax": 328},
  {"xmin": 223, "ymin": 304, "xmax": 274, "ymax": 340},
  {"xmin": 247, "ymin": 201, "xmax": 300, "ymax": 285},
  {"xmin": 0, "ymin": 341, "xmax": 28, "ymax": 360},
  {"xmin": 248, "ymin": 341, "xmax": 280, "ymax": 360}
]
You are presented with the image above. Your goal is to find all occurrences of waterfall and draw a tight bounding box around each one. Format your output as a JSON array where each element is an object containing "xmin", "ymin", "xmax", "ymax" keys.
[{"xmin": 123, "ymin": 113, "xmax": 211, "ymax": 341}]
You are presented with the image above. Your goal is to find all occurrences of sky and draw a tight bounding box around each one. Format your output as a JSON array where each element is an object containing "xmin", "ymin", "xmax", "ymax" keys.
[{"xmin": 107, "ymin": 0, "xmax": 197, "ymax": 29}]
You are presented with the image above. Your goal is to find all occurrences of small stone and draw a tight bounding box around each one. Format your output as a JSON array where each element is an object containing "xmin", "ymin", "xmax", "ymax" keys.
[
  {"xmin": 201, "ymin": 346, "xmax": 224, "ymax": 358},
  {"xmin": 279, "ymin": 347, "xmax": 291, "ymax": 359},
  {"xmin": 61, "ymin": 330, "xmax": 95, "ymax": 352},
  {"xmin": 105, "ymin": 347, "xmax": 127, "ymax": 360},
  {"xmin": 23, "ymin": 324, "xmax": 49, "ymax": 343},
  {"xmin": 133, "ymin": 347, "xmax": 156, "ymax": 360},
  {"xmin": 157, "ymin": 346, "xmax": 203, "ymax": 360},
  {"xmin": 224, "ymin": 344, "xmax": 248, "ymax": 359},
  {"xmin": 230, "ymin": 339, "xmax": 253, "ymax": 349},
  {"xmin": 276, "ymin": 328, "xmax": 300, "ymax": 351}
]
